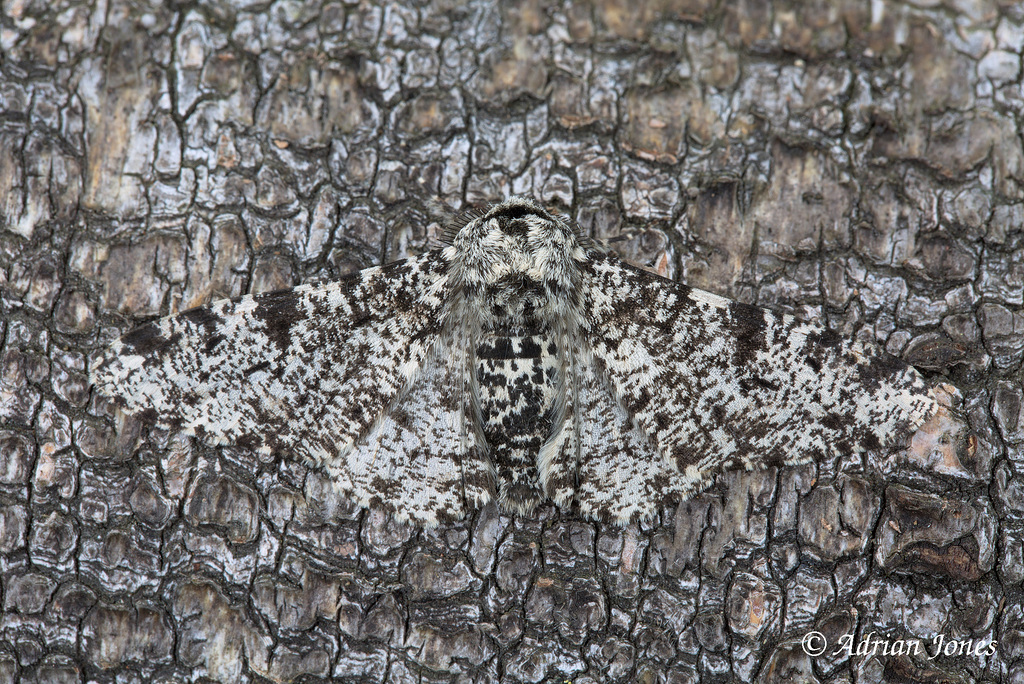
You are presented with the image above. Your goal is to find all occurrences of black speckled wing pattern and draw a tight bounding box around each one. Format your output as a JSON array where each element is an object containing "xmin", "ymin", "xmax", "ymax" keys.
[
  {"xmin": 92, "ymin": 254, "xmax": 493, "ymax": 525},
  {"xmin": 93, "ymin": 197, "xmax": 944, "ymax": 526}
]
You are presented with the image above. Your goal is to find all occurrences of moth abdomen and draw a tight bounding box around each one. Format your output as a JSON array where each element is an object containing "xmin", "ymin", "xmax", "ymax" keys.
[{"xmin": 476, "ymin": 329, "xmax": 560, "ymax": 515}]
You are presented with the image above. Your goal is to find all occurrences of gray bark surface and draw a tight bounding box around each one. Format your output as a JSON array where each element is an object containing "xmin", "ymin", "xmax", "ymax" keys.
[{"xmin": 0, "ymin": 1, "xmax": 1021, "ymax": 682}]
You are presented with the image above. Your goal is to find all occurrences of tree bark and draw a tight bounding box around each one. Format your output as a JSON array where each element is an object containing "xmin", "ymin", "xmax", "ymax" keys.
[{"xmin": 0, "ymin": 1, "xmax": 1020, "ymax": 682}]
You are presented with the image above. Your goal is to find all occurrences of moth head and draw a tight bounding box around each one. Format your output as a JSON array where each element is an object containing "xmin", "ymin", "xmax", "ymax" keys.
[{"xmin": 444, "ymin": 197, "xmax": 588, "ymax": 297}]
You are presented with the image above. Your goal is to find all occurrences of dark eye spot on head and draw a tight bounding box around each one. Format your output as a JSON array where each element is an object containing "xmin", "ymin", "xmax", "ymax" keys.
[
  {"xmin": 487, "ymin": 199, "xmax": 556, "ymax": 230},
  {"xmin": 492, "ymin": 204, "xmax": 536, "ymax": 221}
]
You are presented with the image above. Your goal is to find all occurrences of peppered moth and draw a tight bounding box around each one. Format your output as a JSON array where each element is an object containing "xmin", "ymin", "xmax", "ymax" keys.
[{"xmin": 92, "ymin": 197, "xmax": 946, "ymax": 526}]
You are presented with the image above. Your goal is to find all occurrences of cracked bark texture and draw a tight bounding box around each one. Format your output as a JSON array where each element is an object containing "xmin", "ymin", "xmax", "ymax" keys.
[{"xmin": 0, "ymin": 1, "xmax": 1021, "ymax": 682}]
